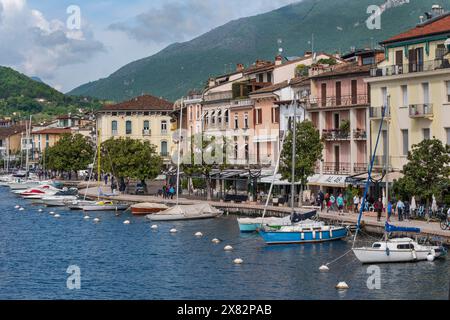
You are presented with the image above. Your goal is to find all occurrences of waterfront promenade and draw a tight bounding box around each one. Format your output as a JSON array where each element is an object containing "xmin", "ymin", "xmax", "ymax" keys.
[{"xmin": 81, "ymin": 186, "xmax": 450, "ymax": 245}]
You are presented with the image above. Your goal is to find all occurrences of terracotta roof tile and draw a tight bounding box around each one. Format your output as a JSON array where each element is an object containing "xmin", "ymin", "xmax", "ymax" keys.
[
  {"xmin": 381, "ymin": 13, "xmax": 450, "ymax": 44},
  {"xmin": 32, "ymin": 128, "xmax": 72, "ymax": 135},
  {"xmin": 0, "ymin": 125, "xmax": 26, "ymax": 139},
  {"xmin": 249, "ymin": 81, "xmax": 289, "ymax": 95},
  {"xmin": 309, "ymin": 63, "xmax": 371, "ymax": 79},
  {"xmin": 100, "ymin": 95, "xmax": 173, "ymax": 112}
]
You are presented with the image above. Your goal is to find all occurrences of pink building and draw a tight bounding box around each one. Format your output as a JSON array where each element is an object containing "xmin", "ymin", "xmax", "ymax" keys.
[{"xmin": 306, "ymin": 51, "xmax": 382, "ymax": 193}]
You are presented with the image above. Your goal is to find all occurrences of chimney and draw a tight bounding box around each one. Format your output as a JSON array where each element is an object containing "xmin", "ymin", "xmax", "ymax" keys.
[
  {"xmin": 419, "ymin": 15, "xmax": 424, "ymax": 23},
  {"xmin": 275, "ymin": 55, "xmax": 283, "ymax": 66},
  {"xmin": 432, "ymin": 4, "xmax": 445, "ymax": 17},
  {"xmin": 236, "ymin": 63, "xmax": 244, "ymax": 72}
]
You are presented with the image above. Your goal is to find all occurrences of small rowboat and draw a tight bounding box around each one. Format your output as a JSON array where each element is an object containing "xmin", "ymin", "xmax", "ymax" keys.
[
  {"xmin": 80, "ymin": 201, "xmax": 129, "ymax": 212},
  {"xmin": 130, "ymin": 203, "xmax": 169, "ymax": 216}
]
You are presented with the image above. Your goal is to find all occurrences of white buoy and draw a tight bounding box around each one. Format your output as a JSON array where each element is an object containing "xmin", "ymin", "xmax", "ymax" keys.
[
  {"xmin": 319, "ymin": 265, "xmax": 330, "ymax": 272},
  {"xmin": 38, "ymin": 209, "xmax": 43, "ymax": 213},
  {"xmin": 233, "ymin": 258, "xmax": 244, "ymax": 265},
  {"xmin": 170, "ymin": 228, "xmax": 177, "ymax": 233},
  {"xmin": 49, "ymin": 211, "xmax": 55, "ymax": 215},
  {"xmin": 151, "ymin": 225, "xmax": 158, "ymax": 229},
  {"xmin": 224, "ymin": 245, "xmax": 233, "ymax": 251},
  {"xmin": 54, "ymin": 214, "xmax": 61, "ymax": 218},
  {"xmin": 427, "ymin": 254, "xmax": 435, "ymax": 262},
  {"xmin": 84, "ymin": 216, "xmax": 90, "ymax": 220},
  {"xmin": 212, "ymin": 238, "xmax": 221, "ymax": 244},
  {"xmin": 123, "ymin": 220, "xmax": 131, "ymax": 225},
  {"xmin": 93, "ymin": 218, "xmax": 100, "ymax": 223},
  {"xmin": 19, "ymin": 207, "xmax": 25, "ymax": 211},
  {"xmin": 195, "ymin": 232, "xmax": 203, "ymax": 237},
  {"xmin": 336, "ymin": 282, "xmax": 349, "ymax": 290},
  {"xmin": 15, "ymin": 205, "xmax": 20, "ymax": 209}
]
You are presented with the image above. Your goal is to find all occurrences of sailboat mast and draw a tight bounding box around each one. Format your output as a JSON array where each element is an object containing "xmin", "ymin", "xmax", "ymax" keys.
[
  {"xmin": 385, "ymin": 96, "xmax": 391, "ymax": 216},
  {"xmin": 25, "ymin": 115, "xmax": 31, "ymax": 176},
  {"xmin": 176, "ymin": 98, "xmax": 184, "ymax": 205},
  {"xmin": 291, "ymin": 92, "xmax": 297, "ymax": 213}
]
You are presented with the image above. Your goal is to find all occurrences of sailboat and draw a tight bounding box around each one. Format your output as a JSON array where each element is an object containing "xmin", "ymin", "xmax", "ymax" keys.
[
  {"xmin": 257, "ymin": 93, "xmax": 347, "ymax": 245},
  {"xmin": 351, "ymin": 101, "xmax": 447, "ymax": 263}
]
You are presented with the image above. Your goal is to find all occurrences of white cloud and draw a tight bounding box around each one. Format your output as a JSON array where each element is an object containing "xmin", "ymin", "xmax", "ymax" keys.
[{"xmin": 0, "ymin": 0, "xmax": 104, "ymax": 86}]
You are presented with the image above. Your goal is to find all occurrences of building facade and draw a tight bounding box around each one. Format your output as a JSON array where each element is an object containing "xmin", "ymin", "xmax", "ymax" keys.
[
  {"xmin": 96, "ymin": 95, "xmax": 174, "ymax": 163},
  {"xmin": 366, "ymin": 8, "xmax": 450, "ymax": 174}
]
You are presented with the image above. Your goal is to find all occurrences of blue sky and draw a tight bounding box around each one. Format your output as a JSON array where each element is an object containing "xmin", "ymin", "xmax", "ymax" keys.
[{"xmin": 0, "ymin": 0, "xmax": 297, "ymax": 92}]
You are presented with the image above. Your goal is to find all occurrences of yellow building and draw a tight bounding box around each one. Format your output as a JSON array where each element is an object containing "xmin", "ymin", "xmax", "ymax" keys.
[
  {"xmin": 96, "ymin": 95, "xmax": 175, "ymax": 163},
  {"xmin": 366, "ymin": 8, "xmax": 450, "ymax": 173},
  {"xmin": 0, "ymin": 124, "xmax": 26, "ymax": 163},
  {"xmin": 31, "ymin": 128, "xmax": 72, "ymax": 161}
]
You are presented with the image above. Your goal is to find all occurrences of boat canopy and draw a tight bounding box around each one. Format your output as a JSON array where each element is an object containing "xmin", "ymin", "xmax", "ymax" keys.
[
  {"xmin": 385, "ymin": 222, "xmax": 420, "ymax": 234},
  {"xmin": 291, "ymin": 210, "xmax": 317, "ymax": 223}
]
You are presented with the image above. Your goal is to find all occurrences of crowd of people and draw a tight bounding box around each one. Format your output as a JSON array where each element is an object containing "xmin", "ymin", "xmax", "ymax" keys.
[{"xmin": 158, "ymin": 184, "xmax": 176, "ymax": 199}]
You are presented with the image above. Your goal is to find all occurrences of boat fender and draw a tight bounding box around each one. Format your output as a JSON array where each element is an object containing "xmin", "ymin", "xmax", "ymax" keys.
[
  {"xmin": 312, "ymin": 231, "xmax": 316, "ymax": 240},
  {"xmin": 330, "ymin": 229, "xmax": 333, "ymax": 238},
  {"xmin": 385, "ymin": 247, "xmax": 390, "ymax": 256},
  {"xmin": 319, "ymin": 232, "xmax": 323, "ymax": 240},
  {"xmin": 301, "ymin": 233, "xmax": 305, "ymax": 240},
  {"xmin": 412, "ymin": 250, "xmax": 417, "ymax": 261},
  {"xmin": 427, "ymin": 254, "xmax": 435, "ymax": 262}
]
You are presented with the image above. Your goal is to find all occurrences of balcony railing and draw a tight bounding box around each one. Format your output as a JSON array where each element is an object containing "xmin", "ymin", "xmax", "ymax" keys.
[
  {"xmin": 354, "ymin": 163, "xmax": 368, "ymax": 174},
  {"xmin": 307, "ymin": 94, "xmax": 369, "ymax": 109},
  {"xmin": 322, "ymin": 129, "xmax": 351, "ymax": 141},
  {"xmin": 323, "ymin": 162, "xmax": 351, "ymax": 175},
  {"xmin": 231, "ymin": 99, "xmax": 254, "ymax": 108},
  {"xmin": 369, "ymin": 106, "xmax": 390, "ymax": 119},
  {"xmin": 160, "ymin": 152, "xmax": 170, "ymax": 157},
  {"xmin": 142, "ymin": 129, "xmax": 151, "ymax": 136},
  {"xmin": 111, "ymin": 130, "xmax": 118, "ymax": 136},
  {"xmin": 370, "ymin": 59, "xmax": 450, "ymax": 77},
  {"xmin": 204, "ymin": 91, "xmax": 233, "ymax": 102},
  {"xmin": 353, "ymin": 129, "xmax": 367, "ymax": 140},
  {"xmin": 409, "ymin": 103, "xmax": 433, "ymax": 118}
]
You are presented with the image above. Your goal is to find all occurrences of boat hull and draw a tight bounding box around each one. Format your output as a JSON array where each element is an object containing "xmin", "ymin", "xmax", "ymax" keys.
[
  {"xmin": 147, "ymin": 213, "xmax": 221, "ymax": 221},
  {"xmin": 258, "ymin": 227, "xmax": 348, "ymax": 245},
  {"xmin": 131, "ymin": 206, "xmax": 167, "ymax": 216},
  {"xmin": 353, "ymin": 247, "xmax": 446, "ymax": 264},
  {"xmin": 81, "ymin": 205, "xmax": 129, "ymax": 212}
]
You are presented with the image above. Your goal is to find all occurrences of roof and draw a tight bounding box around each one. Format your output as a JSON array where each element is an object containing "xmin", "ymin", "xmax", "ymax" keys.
[
  {"xmin": 32, "ymin": 128, "xmax": 72, "ymax": 135},
  {"xmin": 100, "ymin": 95, "xmax": 173, "ymax": 112},
  {"xmin": 249, "ymin": 81, "xmax": 289, "ymax": 95},
  {"xmin": 381, "ymin": 12, "xmax": 450, "ymax": 45},
  {"xmin": 309, "ymin": 63, "xmax": 371, "ymax": 79},
  {"xmin": 290, "ymin": 76, "xmax": 310, "ymax": 86},
  {"xmin": 0, "ymin": 125, "xmax": 26, "ymax": 139},
  {"xmin": 243, "ymin": 60, "xmax": 275, "ymax": 75},
  {"xmin": 274, "ymin": 52, "xmax": 343, "ymax": 69}
]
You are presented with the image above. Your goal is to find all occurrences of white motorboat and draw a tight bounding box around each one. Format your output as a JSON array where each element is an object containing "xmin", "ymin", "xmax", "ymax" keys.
[
  {"xmin": 19, "ymin": 185, "xmax": 60, "ymax": 199},
  {"xmin": 353, "ymin": 238, "xmax": 447, "ymax": 264},
  {"xmin": 353, "ymin": 223, "xmax": 447, "ymax": 264},
  {"xmin": 68, "ymin": 200, "xmax": 98, "ymax": 210},
  {"xmin": 146, "ymin": 203, "xmax": 222, "ymax": 221},
  {"xmin": 8, "ymin": 181, "xmax": 42, "ymax": 190},
  {"xmin": 79, "ymin": 201, "xmax": 129, "ymax": 212},
  {"xmin": 41, "ymin": 188, "xmax": 79, "ymax": 206}
]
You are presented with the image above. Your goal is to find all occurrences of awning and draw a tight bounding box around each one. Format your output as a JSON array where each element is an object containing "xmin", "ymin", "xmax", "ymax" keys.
[
  {"xmin": 307, "ymin": 174, "xmax": 348, "ymax": 188},
  {"xmin": 260, "ymin": 174, "xmax": 302, "ymax": 186},
  {"xmin": 253, "ymin": 135, "xmax": 278, "ymax": 143}
]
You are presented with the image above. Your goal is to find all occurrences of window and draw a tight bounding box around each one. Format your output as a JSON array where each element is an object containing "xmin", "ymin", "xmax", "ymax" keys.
[
  {"xmin": 446, "ymin": 128, "xmax": 450, "ymax": 146},
  {"xmin": 381, "ymin": 87, "xmax": 388, "ymax": 107},
  {"xmin": 422, "ymin": 82, "xmax": 430, "ymax": 104},
  {"xmin": 267, "ymin": 72, "xmax": 272, "ymax": 83},
  {"xmin": 234, "ymin": 113, "xmax": 239, "ymax": 129},
  {"xmin": 401, "ymin": 85, "xmax": 408, "ymax": 108},
  {"xmin": 189, "ymin": 106, "xmax": 193, "ymax": 121},
  {"xmin": 255, "ymin": 109, "xmax": 262, "ymax": 124},
  {"xmin": 423, "ymin": 128, "xmax": 430, "ymax": 140},
  {"xmin": 125, "ymin": 121, "xmax": 132, "ymax": 135},
  {"xmin": 446, "ymin": 81, "xmax": 450, "ymax": 103},
  {"xmin": 218, "ymin": 110, "xmax": 222, "ymax": 124},
  {"xmin": 258, "ymin": 74, "xmax": 264, "ymax": 83},
  {"xmin": 244, "ymin": 113, "xmax": 249, "ymax": 129},
  {"xmin": 397, "ymin": 244, "xmax": 414, "ymax": 250},
  {"xmin": 211, "ymin": 111, "xmax": 215, "ymax": 125},
  {"xmin": 161, "ymin": 121, "xmax": 167, "ymax": 134},
  {"xmin": 401, "ymin": 129, "xmax": 409, "ymax": 156},
  {"xmin": 196, "ymin": 105, "xmax": 200, "ymax": 119},
  {"xmin": 224, "ymin": 110, "xmax": 229, "ymax": 124},
  {"xmin": 234, "ymin": 144, "xmax": 238, "ymax": 159},
  {"xmin": 436, "ymin": 44, "xmax": 446, "ymax": 60},
  {"xmin": 143, "ymin": 120, "xmax": 150, "ymax": 135},
  {"xmin": 112, "ymin": 121, "xmax": 118, "ymax": 135},
  {"xmin": 272, "ymin": 107, "xmax": 280, "ymax": 123},
  {"xmin": 362, "ymin": 56, "xmax": 375, "ymax": 65},
  {"xmin": 161, "ymin": 141, "xmax": 168, "ymax": 156},
  {"xmin": 333, "ymin": 113, "xmax": 340, "ymax": 130}
]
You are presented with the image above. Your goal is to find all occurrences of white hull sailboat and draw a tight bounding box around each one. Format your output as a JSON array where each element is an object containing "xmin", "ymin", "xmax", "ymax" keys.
[{"xmin": 146, "ymin": 203, "xmax": 222, "ymax": 221}]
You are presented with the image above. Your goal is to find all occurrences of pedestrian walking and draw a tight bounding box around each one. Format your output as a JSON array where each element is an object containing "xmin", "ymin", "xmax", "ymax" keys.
[
  {"xmin": 374, "ymin": 197, "xmax": 383, "ymax": 222},
  {"xmin": 328, "ymin": 194, "xmax": 336, "ymax": 213},
  {"xmin": 353, "ymin": 194, "xmax": 360, "ymax": 213},
  {"xmin": 104, "ymin": 174, "xmax": 109, "ymax": 186},
  {"xmin": 387, "ymin": 200, "xmax": 393, "ymax": 222},
  {"xmin": 169, "ymin": 185, "xmax": 175, "ymax": 199},
  {"xmin": 337, "ymin": 194, "xmax": 344, "ymax": 215},
  {"xmin": 396, "ymin": 199, "xmax": 405, "ymax": 221},
  {"xmin": 318, "ymin": 190, "xmax": 325, "ymax": 211}
]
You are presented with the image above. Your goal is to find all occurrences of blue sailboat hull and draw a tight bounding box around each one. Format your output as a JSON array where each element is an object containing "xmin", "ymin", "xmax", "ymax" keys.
[{"xmin": 258, "ymin": 227, "xmax": 348, "ymax": 245}]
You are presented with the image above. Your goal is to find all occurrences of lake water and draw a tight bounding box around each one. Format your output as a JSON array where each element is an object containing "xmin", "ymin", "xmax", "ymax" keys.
[{"xmin": 0, "ymin": 187, "xmax": 448, "ymax": 300}]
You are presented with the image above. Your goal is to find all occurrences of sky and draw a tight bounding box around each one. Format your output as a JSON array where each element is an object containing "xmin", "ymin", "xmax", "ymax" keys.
[{"xmin": 0, "ymin": 0, "xmax": 297, "ymax": 93}]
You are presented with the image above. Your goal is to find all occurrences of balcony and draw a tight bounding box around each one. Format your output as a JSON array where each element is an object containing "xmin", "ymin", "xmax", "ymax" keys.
[
  {"xmin": 142, "ymin": 129, "xmax": 151, "ymax": 136},
  {"xmin": 323, "ymin": 162, "xmax": 351, "ymax": 175},
  {"xmin": 161, "ymin": 130, "xmax": 168, "ymax": 136},
  {"xmin": 231, "ymin": 99, "xmax": 254, "ymax": 108},
  {"xmin": 322, "ymin": 129, "xmax": 351, "ymax": 141},
  {"xmin": 370, "ymin": 59, "xmax": 450, "ymax": 77},
  {"xmin": 354, "ymin": 163, "xmax": 368, "ymax": 174},
  {"xmin": 369, "ymin": 106, "xmax": 390, "ymax": 119},
  {"xmin": 160, "ymin": 152, "xmax": 170, "ymax": 157},
  {"xmin": 353, "ymin": 129, "xmax": 367, "ymax": 140},
  {"xmin": 204, "ymin": 91, "xmax": 233, "ymax": 103},
  {"xmin": 307, "ymin": 94, "xmax": 369, "ymax": 109},
  {"xmin": 409, "ymin": 104, "xmax": 433, "ymax": 118}
]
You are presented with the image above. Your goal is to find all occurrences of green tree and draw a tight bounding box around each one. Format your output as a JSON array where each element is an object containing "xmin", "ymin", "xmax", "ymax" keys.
[
  {"xmin": 181, "ymin": 134, "xmax": 231, "ymax": 200},
  {"xmin": 393, "ymin": 138, "xmax": 450, "ymax": 209},
  {"xmin": 280, "ymin": 120, "xmax": 324, "ymax": 207},
  {"xmin": 101, "ymin": 138, "xmax": 162, "ymax": 193},
  {"xmin": 45, "ymin": 134, "xmax": 94, "ymax": 178}
]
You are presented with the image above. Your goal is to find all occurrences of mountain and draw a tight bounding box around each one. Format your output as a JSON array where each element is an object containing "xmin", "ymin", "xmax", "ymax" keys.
[
  {"xmin": 69, "ymin": 0, "xmax": 449, "ymax": 102},
  {"xmin": 0, "ymin": 66, "xmax": 103, "ymax": 119},
  {"xmin": 31, "ymin": 76, "xmax": 44, "ymax": 83}
]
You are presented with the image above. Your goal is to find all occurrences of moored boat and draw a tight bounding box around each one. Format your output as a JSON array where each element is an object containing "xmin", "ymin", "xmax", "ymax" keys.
[
  {"xmin": 146, "ymin": 203, "xmax": 222, "ymax": 221},
  {"xmin": 258, "ymin": 223, "xmax": 348, "ymax": 245},
  {"xmin": 238, "ymin": 210, "xmax": 317, "ymax": 233},
  {"xmin": 131, "ymin": 202, "xmax": 169, "ymax": 216},
  {"xmin": 80, "ymin": 201, "xmax": 129, "ymax": 212},
  {"xmin": 352, "ymin": 223, "xmax": 447, "ymax": 264}
]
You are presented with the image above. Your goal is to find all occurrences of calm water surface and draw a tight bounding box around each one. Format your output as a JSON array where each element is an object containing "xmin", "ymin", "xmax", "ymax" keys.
[{"xmin": 0, "ymin": 188, "xmax": 448, "ymax": 300}]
